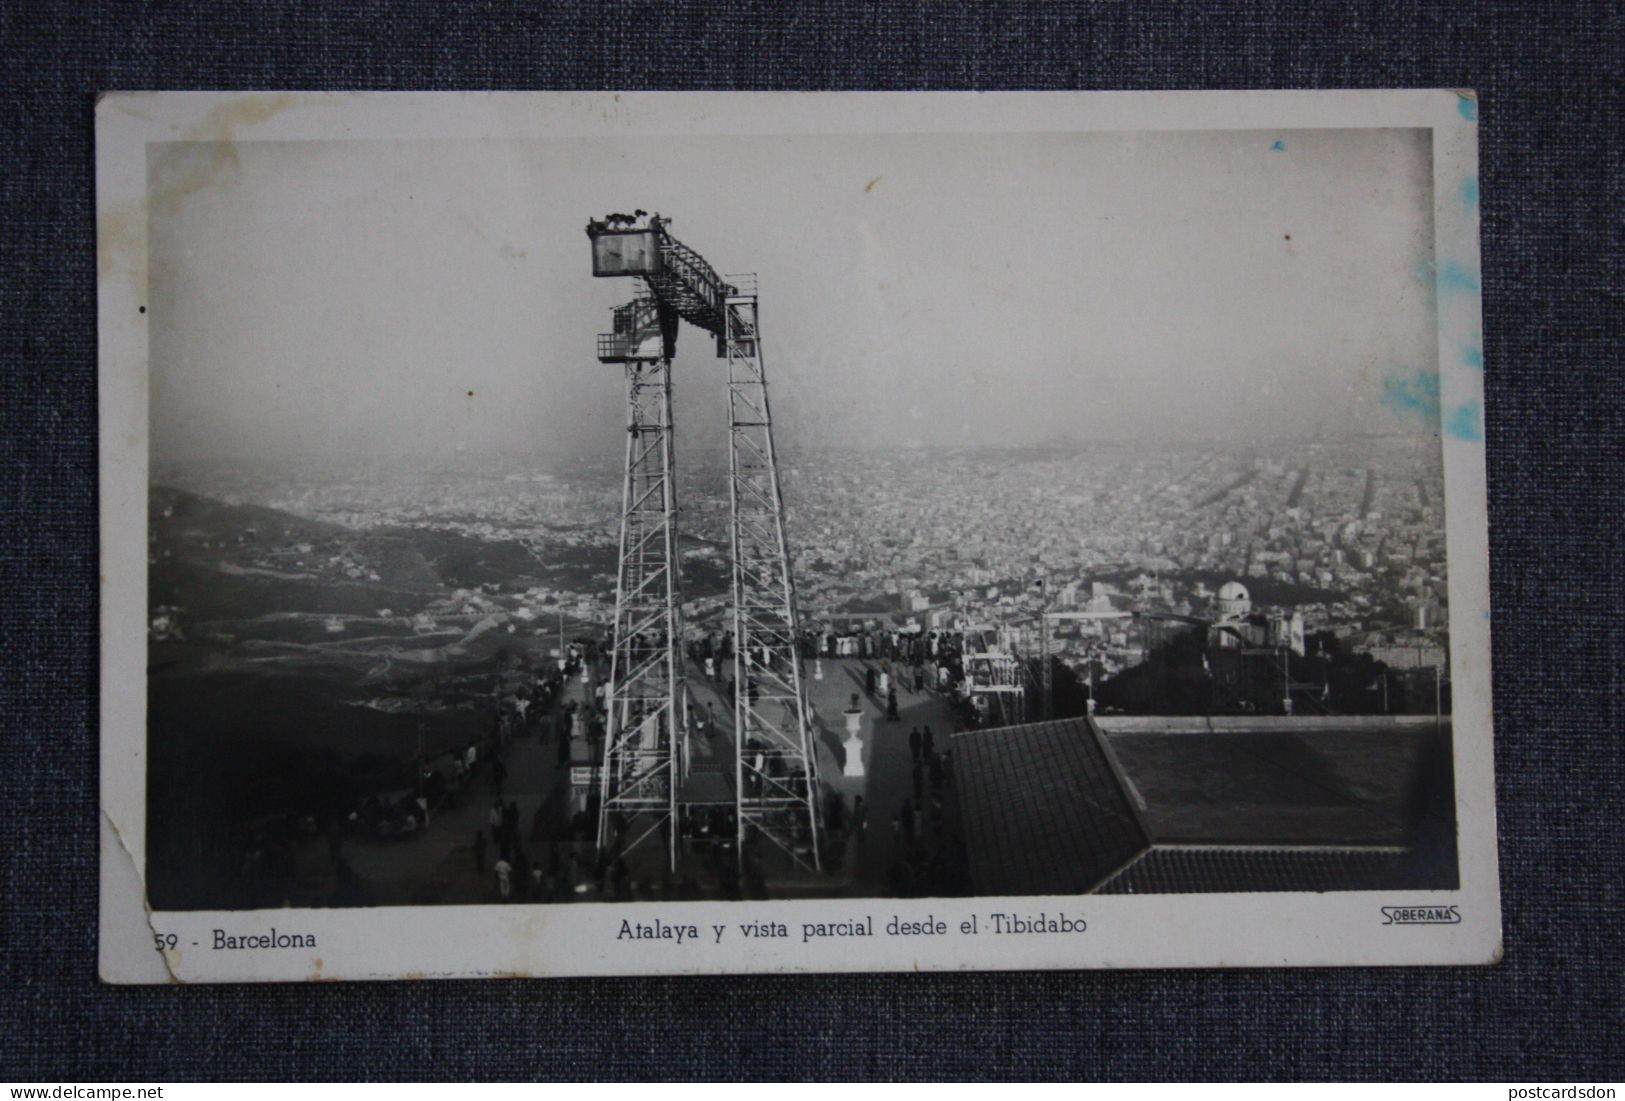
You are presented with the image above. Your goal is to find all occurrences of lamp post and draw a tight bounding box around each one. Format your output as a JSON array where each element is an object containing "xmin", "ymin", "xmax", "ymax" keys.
[
  {"xmin": 1033, "ymin": 577, "xmax": 1056, "ymax": 720},
  {"xmin": 1040, "ymin": 609, "xmax": 1051, "ymax": 720}
]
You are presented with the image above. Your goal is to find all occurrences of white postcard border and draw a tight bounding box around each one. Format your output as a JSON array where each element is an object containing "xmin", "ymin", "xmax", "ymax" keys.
[{"xmin": 97, "ymin": 90, "xmax": 1500, "ymax": 982}]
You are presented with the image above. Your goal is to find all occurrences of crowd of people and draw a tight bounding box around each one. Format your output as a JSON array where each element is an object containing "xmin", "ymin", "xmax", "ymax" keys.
[
  {"xmin": 302, "ymin": 622, "xmax": 986, "ymax": 904},
  {"xmin": 885, "ymin": 728, "xmax": 962, "ymax": 897},
  {"xmin": 682, "ymin": 626, "xmax": 976, "ymax": 693}
]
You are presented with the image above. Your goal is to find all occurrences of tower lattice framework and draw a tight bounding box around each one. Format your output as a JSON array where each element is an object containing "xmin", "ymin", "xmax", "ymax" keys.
[
  {"xmin": 596, "ymin": 353, "xmax": 688, "ymax": 871},
  {"xmin": 723, "ymin": 280, "xmax": 821, "ymax": 872}
]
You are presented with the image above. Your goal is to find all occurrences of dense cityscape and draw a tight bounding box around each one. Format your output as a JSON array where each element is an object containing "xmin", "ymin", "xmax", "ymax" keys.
[
  {"xmin": 153, "ymin": 433, "xmax": 1448, "ymax": 688},
  {"xmin": 145, "ymin": 432, "xmax": 1455, "ymax": 909}
]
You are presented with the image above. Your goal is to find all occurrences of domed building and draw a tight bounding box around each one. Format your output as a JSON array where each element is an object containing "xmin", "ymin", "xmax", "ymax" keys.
[{"xmin": 1215, "ymin": 580, "xmax": 1251, "ymax": 620}]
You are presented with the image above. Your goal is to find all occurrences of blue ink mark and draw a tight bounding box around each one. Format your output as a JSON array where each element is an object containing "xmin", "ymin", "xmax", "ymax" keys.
[
  {"xmin": 1381, "ymin": 370, "xmax": 1442, "ymax": 428},
  {"xmin": 1457, "ymin": 95, "xmax": 1478, "ymax": 121},
  {"xmin": 1460, "ymin": 176, "xmax": 1479, "ymax": 210},
  {"xmin": 1437, "ymin": 259, "xmax": 1481, "ymax": 295},
  {"xmin": 1446, "ymin": 400, "xmax": 1483, "ymax": 442},
  {"xmin": 1463, "ymin": 346, "xmax": 1484, "ymax": 371},
  {"xmin": 1270, "ymin": 140, "xmax": 1286, "ymax": 151}
]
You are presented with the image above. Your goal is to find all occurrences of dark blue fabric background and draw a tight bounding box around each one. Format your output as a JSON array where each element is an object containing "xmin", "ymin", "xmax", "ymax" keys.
[{"xmin": 2, "ymin": 0, "xmax": 1621, "ymax": 1082}]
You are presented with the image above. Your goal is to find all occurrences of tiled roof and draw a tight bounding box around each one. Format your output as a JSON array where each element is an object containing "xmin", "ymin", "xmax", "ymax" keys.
[
  {"xmin": 953, "ymin": 718, "xmax": 1150, "ymax": 896},
  {"xmin": 952, "ymin": 714, "xmax": 1454, "ymax": 896},
  {"xmin": 1096, "ymin": 717, "xmax": 1450, "ymax": 848},
  {"xmin": 1094, "ymin": 845, "xmax": 1419, "ymax": 895}
]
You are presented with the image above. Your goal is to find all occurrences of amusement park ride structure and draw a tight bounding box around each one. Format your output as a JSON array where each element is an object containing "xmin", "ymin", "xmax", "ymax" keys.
[{"xmin": 586, "ymin": 213, "xmax": 821, "ymax": 875}]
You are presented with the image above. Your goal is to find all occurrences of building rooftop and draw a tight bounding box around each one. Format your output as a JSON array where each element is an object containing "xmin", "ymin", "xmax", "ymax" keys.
[
  {"xmin": 952, "ymin": 713, "xmax": 1456, "ymax": 896},
  {"xmin": 953, "ymin": 718, "xmax": 1149, "ymax": 896},
  {"xmin": 1094, "ymin": 845, "xmax": 1420, "ymax": 895},
  {"xmin": 1096, "ymin": 714, "xmax": 1450, "ymax": 848}
]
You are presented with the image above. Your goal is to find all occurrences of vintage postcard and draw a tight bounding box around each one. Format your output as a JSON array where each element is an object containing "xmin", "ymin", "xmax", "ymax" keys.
[{"xmin": 97, "ymin": 90, "xmax": 1499, "ymax": 982}]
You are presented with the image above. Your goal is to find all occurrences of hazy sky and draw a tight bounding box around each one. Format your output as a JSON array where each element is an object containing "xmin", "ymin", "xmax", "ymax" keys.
[{"xmin": 149, "ymin": 128, "xmax": 1437, "ymax": 465}]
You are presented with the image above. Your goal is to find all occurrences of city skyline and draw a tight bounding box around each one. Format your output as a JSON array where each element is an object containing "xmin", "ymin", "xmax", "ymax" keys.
[{"xmin": 152, "ymin": 431, "xmax": 1448, "ymax": 648}]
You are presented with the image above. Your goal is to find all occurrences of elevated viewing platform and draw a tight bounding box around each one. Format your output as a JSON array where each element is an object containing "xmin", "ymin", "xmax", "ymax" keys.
[{"xmin": 587, "ymin": 214, "xmax": 736, "ymax": 338}]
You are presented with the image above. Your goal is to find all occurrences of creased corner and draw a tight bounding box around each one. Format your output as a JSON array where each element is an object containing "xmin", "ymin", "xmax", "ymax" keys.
[{"xmin": 102, "ymin": 805, "xmax": 184, "ymax": 984}]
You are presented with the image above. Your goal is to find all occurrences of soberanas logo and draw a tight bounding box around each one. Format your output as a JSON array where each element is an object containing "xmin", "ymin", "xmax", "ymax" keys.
[{"xmin": 1380, "ymin": 904, "xmax": 1462, "ymax": 926}]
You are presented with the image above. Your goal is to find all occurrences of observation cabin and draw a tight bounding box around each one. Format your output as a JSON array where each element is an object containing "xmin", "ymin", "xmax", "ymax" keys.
[{"xmin": 586, "ymin": 213, "xmax": 741, "ymax": 363}]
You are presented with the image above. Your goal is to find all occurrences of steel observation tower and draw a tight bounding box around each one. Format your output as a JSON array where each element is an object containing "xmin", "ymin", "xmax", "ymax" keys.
[{"xmin": 586, "ymin": 213, "xmax": 821, "ymax": 877}]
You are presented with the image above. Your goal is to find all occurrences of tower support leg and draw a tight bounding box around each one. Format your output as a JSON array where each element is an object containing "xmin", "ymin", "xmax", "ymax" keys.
[
  {"xmin": 724, "ymin": 288, "xmax": 821, "ymax": 876},
  {"xmin": 597, "ymin": 357, "xmax": 688, "ymax": 873}
]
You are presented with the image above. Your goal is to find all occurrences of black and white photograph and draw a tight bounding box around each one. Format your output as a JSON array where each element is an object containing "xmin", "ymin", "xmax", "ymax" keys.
[{"xmin": 97, "ymin": 91, "xmax": 1499, "ymax": 980}]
